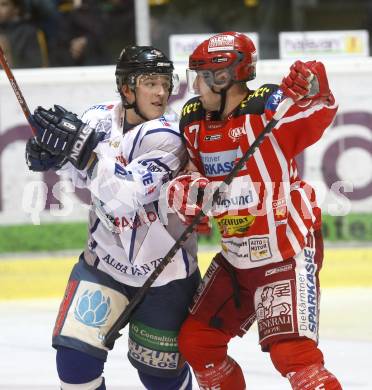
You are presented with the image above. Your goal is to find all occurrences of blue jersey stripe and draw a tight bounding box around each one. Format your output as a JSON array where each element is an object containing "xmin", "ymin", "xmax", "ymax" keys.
[
  {"xmin": 153, "ymin": 200, "xmax": 159, "ymax": 217},
  {"xmin": 155, "ymin": 159, "xmax": 171, "ymax": 172},
  {"xmin": 128, "ymin": 125, "xmax": 144, "ymax": 162},
  {"xmin": 90, "ymin": 218, "xmax": 100, "ymax": 234},
  {"xmin": 139, "ymin": 128, "xmax": 181, "ymax": 148},
  {"xmin": 128, "ymin": 214, "xmax": 139, "ymax": 263},
  {"xmin": 181, "ymin": 248, "xmax": 190, "ymax": 276},
  {"xmin": 93, "ymin": 257, "xmax": 100, "ymax": 268}
]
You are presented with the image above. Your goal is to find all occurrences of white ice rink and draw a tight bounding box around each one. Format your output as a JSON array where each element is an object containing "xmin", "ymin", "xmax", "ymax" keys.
[{"xmin": 1, "ymin": 288, "xmax": 371, "ymax": 390}]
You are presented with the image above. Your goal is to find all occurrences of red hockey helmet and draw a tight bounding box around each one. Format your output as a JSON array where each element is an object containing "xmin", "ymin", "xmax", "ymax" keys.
[{"xmin": 189, "ymin": 32, "xmax": 257, "ymax": 83}]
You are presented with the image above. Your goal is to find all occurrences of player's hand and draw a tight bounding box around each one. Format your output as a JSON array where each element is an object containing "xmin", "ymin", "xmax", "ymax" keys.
[
  {"xmin": 280, "ymin": 60, "xmax": 335, "ymax": 107},
  {"xmin": 25, "ymin": 137, "xmax": 67, "ymax": 172},
  {"xmin": 167, "ymin": 173, "xmax": 212, "ymax": 234},
  {"xmin": 33, "ymin": 105, "xmax": 103, "ymax": 170}
]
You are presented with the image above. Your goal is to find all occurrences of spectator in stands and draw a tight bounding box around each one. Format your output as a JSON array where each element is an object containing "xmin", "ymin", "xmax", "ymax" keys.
[
  {"xmin": 0, "ymin": 0, "xmax": 47, "ymax": 68},
  {"xmin": 23, "ymin": 0, "xmax": 59, "ymax": 49},
  {"xmin": 101, "ymin": 0, "xmax": 135, "ymax": 63},
  {"xmin": 49, "ymin": 0, "xmax": 109, "ymax": 66}
]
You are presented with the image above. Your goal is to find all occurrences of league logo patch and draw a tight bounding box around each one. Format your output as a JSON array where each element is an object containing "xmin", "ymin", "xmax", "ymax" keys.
[{"xmin": 74, "ymin": 290, "xmax": 111, "ymax": 328}]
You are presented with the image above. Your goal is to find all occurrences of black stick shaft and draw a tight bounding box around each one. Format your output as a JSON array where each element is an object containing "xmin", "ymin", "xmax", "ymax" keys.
[{"xmin": 104, "ymin": 98, "xmax": 293, "ymax": 347}]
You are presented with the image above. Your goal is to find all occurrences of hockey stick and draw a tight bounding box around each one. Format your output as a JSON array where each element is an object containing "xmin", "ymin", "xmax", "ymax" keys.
[
  {"xmin": 0, "ymin": 45, "xmax": 36, "ymax": 135},
  {"xmin": 103, "ymin": 97, "xmax": 294, "ymax": 347}
]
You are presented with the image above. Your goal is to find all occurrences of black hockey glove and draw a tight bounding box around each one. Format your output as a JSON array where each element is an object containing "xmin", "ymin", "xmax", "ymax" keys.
[
  {"xmin": 33, "ymin": 105, "xmax": 103, "ymax": 170},
  {"xmin": 25, "ymin": 137, "xmax": 67, "ymax": 172}
]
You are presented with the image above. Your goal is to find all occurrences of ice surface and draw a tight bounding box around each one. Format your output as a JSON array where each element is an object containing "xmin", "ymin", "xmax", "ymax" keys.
[{"xmin": 0, "ymin": 287, "xmax": 371, "ymax": 389}]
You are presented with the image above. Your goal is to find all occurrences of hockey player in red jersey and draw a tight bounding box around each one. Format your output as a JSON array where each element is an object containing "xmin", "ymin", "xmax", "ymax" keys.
[{"xmin": 168, "ymin": 32, "xmax": 342, "ymax": 389}]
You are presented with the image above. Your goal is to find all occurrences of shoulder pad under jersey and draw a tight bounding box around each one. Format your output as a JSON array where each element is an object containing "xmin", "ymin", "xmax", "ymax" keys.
[
  {"xmin": 81, "ymin": 101, "xmax": 117, "ymax": 122},
  {"xmin": 234, "ymin": 84, "xmax": 279, "ymax": 116},
  {"xmin": 179, "ymin": 97, "xmax": 204, "ymax": 133},
  {"xmin": 141, "ymin": 112, "xmax": 179, "ymax": 135}
]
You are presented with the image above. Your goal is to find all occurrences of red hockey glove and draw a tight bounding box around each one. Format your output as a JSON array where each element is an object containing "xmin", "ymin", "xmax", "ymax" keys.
[
  {"xmin": 280, "ymin": 60, "xmax": 335, "ymax": 107},
  {"xmin": 167, "ymin": 173, "xmax": 211, "ymax": 234}
]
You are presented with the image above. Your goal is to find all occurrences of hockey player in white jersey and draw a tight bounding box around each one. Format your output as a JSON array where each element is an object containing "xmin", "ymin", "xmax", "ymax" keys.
[{"xmin": 25, "ymin": 46, "xmax": 201, "ymax": 390}]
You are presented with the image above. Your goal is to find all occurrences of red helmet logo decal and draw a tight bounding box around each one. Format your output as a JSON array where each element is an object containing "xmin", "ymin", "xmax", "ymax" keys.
[{"xmin": 208, "ymin": 35, "xmax": 235, "ymax": 52}]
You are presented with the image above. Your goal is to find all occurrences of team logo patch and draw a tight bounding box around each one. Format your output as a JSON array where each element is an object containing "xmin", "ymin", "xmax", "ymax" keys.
[
  {"xmin": 74, "ymin": 290, "xmax": 111, "ymax": 328},
  {"xmin": 95, "ymin": 118, "xmax": 112, "ymax": 134},
  {"xmin": 249, "ymin": 237, "xmax": 272, "ymax": 261},
  {"xmin": 208, "ymin": 35, "xmax": 235, "ymax": 52},
  {"xmin": 256, "ymin": 281, "xmax": 294, "ymax": 343},
  {"xmin": 228, "ymin": 126, "xmax": 246, "ymax": 142},
  {"xmin": 272, "ymin": 198, "xmax": 287, "ymax": 224}
]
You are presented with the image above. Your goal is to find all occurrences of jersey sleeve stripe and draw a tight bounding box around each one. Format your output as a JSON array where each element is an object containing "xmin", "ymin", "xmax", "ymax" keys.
[
  {"xmin": 128, "ymin": 124, "xmax": 145, "ymax": 162},
  {"xmin": 90, "ymin": 217, "xmax": 101, "ymax": 234},
  {"xmin": 296, "ymin": 187, "xmax": 316, "ymax": 224},
  {"xmin": 155, "ymin": 158, "xmax": 172, "ymax": 172},
  {"xmin": 285, "ymin": 223, "xmax": 302, "ymax": 255},
  {"xmin": 144, "ymin": 128, "xmax": 181, "ymax": 138},
  {"xmin": 139, "ymin": 128, "xmax": 181, "ymax": 148},
  {"xmin": 128, "ymin": 214, "xmax": 139, "ymax": 263},
  {"xmin": 275, "ymin": 104, "xmax": 324, "ymax": 128},
  {"xmin": 245, "ymin": 115, "xmax": 280, "ymax": 255}
]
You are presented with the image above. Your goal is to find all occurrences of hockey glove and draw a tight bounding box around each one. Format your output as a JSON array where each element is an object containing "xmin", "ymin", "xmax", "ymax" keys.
[
  {"xmin": 25, "ymin": 137, "xmax": 67, "ymax": 172},
  {"xmin": 280, "ymin": 60, "xmax": 335, "ymax": 107},
  {"xmin": 33, "ymin": 105, "xmax": 103, "ymax": 170},
  {"xmin": 167, "ymin": 173, "xmax": 212, "ymax": 234}
]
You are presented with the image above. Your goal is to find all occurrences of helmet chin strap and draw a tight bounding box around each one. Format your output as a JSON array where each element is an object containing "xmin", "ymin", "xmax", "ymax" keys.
[
  {"xmin": 122, "ymin": 90, "xmax": 150, "ymax": 122},
  {"xmin": 211, "ymin": 83, "xmax": 232, "ymax": 117}
]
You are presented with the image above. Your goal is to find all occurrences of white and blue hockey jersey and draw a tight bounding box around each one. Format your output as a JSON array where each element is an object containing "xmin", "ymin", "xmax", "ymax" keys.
[{"xmin": 58, "ymin": 101, "xmax": 198, "ymax": 287}]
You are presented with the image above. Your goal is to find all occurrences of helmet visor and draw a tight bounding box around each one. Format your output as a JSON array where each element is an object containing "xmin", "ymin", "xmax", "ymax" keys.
[
  {"xmin": 134, "ymin": 73, "xmax": 180, "ymax": 95},
  {"xmin": 186, "ymin": 68, "xmax": 234, "ymax": 95}
]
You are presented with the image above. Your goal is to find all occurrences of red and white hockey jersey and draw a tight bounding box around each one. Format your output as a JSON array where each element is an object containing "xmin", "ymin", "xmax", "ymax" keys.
[{"xmin": 180, "ymin": 84, "xmax": 338, "ymax": 269}]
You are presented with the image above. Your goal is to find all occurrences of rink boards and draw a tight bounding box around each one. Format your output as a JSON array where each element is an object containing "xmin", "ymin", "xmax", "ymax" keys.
[{"xmin": 0, "ymin": 248, "xmax": 371, "ymax": 300}]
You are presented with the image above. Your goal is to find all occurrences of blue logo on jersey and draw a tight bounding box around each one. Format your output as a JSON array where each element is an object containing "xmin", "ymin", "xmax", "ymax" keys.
[
  {"xmin": 114, "ymin": 163, "xmax": 129, "ymax": 178},
  {"xmin": 74, "ymin": 290, "xmax": 111, "ymax": 328},
  {"xmin": 265, "ymin": 89, "xmax": 284, "ymax": 112},
  {"xmin": 204, "ymin": 161, "xmax": 234, "ymax": 176},
  {"xmin": 201, "ymin": 150, "xmax": 236, "ymax": 177},
  {"xmin": 90, "ymin": 104, "xmax": 114, "ymax": 111}
]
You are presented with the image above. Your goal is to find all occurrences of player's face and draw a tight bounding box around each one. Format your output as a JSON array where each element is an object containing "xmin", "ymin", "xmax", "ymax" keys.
[
  {"xmin": 193, "ymin": 72, "xmax": 222, "ymax": 112},
  {"xmin": 135, "ymin": 74, "xmax": 171, "ymax": 120}
]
